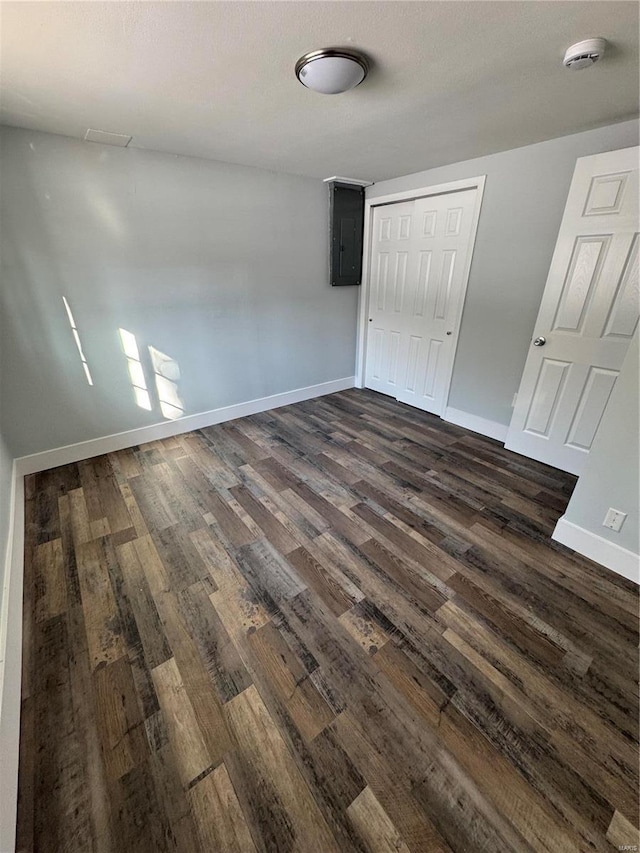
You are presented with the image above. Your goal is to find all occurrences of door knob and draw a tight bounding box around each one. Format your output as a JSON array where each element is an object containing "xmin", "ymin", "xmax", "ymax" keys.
[{"xmin": 533, "ymin": 336, "xmax": 546, "ymax": 347}]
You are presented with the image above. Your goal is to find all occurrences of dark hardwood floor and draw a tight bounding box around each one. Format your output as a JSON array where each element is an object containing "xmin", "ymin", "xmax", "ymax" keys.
[{"xmin": 17, "ymin": 388, "xmax": 639, "ymax": 852}]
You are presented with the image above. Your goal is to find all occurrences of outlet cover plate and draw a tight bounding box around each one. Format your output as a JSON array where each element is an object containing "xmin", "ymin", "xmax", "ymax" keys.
[{"xmin": 603, "ymin": 508, "xmax": 627, "ymax": 532}]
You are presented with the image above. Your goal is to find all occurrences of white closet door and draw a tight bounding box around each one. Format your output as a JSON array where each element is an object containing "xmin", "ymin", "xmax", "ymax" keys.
[
  {"xmin": 395, "ymin": 189, "xmax": 477, "ymax": 415},
  {"xmin": 364, "ymin": 190, "xmax": 478, "ymax": 416},
  {"xmin": 505, "ymin": 147, "xmax": 639, "ymax": 475},
  {"xmin": 365, "ymin": 200, "xmax": 415, "ymax": 396}
]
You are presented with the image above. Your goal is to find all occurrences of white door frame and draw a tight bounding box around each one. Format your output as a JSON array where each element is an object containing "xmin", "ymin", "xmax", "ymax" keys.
[{"xmin": 355, "ymin": 176, "xmax": 487, "ymax": 413}]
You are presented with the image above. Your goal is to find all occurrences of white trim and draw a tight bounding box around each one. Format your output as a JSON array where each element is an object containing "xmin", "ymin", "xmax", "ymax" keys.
[
  {"xmin": 443, "ymin": 406, "xmax": 508, "ymax": 443},
  {"xmin": 363, "ymin": 175, "xmax": 487, "ymax": 208},
  {"xmin": 552, "ymin": 516, "xmax": 639, "ymax": 585},
  {"xmin": 15, "ymin": 377, "xmax": 356, "ymax": 476},
  {"xmin": 0, "ymin": 462, "xmax": 24, "ymax": 853},
  {"xmin": 355, "ymin": 195, "xmax": 373, "ymax": 388},
  {"xmin": 356, "ymin": 175, "xmax": 487, "ymax": 405},
  {"xmin": 323, "ymin": 176, "xmax": 373, "ymax": 187}
]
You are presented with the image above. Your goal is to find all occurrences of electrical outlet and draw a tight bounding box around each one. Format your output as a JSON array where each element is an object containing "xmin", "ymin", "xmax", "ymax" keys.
[{"xmin": 603, "ymin": 508, "xmax": 627, "ymax": 532}]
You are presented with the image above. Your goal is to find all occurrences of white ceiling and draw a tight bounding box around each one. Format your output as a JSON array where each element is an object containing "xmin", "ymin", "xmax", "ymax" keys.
[{"xmin": 1, "ymin": 1, "xmax": 638, "ymax": 181}]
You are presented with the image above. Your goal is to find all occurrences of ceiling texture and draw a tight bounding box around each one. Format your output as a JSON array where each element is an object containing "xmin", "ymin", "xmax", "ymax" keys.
[{"xmin": 1, "ymin": 1, "xmax": 638, "ymax": 181}]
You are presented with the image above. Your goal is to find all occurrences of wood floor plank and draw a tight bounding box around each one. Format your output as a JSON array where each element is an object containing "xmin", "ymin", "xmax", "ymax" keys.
[
  {"xmin": 439, "ymin": 600, "xmax": 636, "ymax": 779},
  {"xmin": 153, "ymin": 587, "xmax": 234, "ymax": 768},
  {"xmin": 18, "ymin": 388, "xmax": 639, "ymax": 852},
  {"xmin": 128, "ymin": 468, "xmax": 178, "ymax": 532},
  {"xmin": 151, "ymin": 523, "xmax": 210, "ymax": 592},
  {"xmin": 15, "ymin": 695, "xmax": 35, "ymax": 853},
  {"xmin": 346, "ymin": 786, "xmax": 412, "ymax": 853},
  {"xmin": 442, "ymin": 625, "xmax": 638, "ymax": 825},
  {"xmin": 34, "ymin": 538, "xmax": 67, "ymax": 623},
  {"xmin": 234, "ymin": 537, "xmax": 307, "ymax": 611},
  {"xmin": 76, "ymin": 538, "xmax": 125, "ymax": 670},
  {"xmin": 224, "ymin": 684, "xmax": 341, "ymax": 853},
  {"xmin": 117, "ymin": 539, "xmax": 173, "ymax": 670},
  {"xmin": 287, "ymin": 545, "xmax": 356, "ymax": 616},
  {"xmin": 91, "ymin": 455, "xmax": 135, "ymax": 533},
  {"xmin": 188, "ymin": 762, "xmax": 258, "ymax": 853},
  {"xmin": 248, "ymin": 621, "xmax": 335, "ymax": 741},
  {"xmin": 435, "ymin": 702, "xmax": 588, "ymax": 853},
  {"xmin": 445, "ymin": 572, "xmax": 566, "ymax": 669},
  {"xmin": 109, "ymin": 447, "xmax": 143, "ymax": 480},
  {"xmin": 373, "ymin": 641, "xmax": 449, "ymax": 728},
  {"xmin": 94, "ymin": 655, "xmax": 149, "ymax": 781},
  {"xmin": 32, "ymin": 615, "xmax": 95, "ymax": 852},
  {"xmin": 68, "ymin": 486, "xmax": 93, "ymax": 548},
  {"xmin": 606, "ymin": 809, "xmax": 640, "ymax": 849},
  {"xmin": 108, "ymin": 758, "xmax": 172, "ymax": 853},
  {"xmin": 151, "ymin": 657, "xmax": 213, "ymax": 788},
  {"xmin": 66, "ymin": 600, "xmax": 115, "ymax": 853},
  {"xmin": 339, "ymin": 599, "xmax": 393, "ymax": 655},
  {"xmin": 201, "ymin": 488, "xmax": 257, "ymax": 549},
  {"xmin": 351, "ymin": 501, "xmax": 457, "ymax": 581},
  {"xmin": 359, "ymin": 535, "xmax": 448, "ymax": 614},
  {"xmin": 231, "ymin": 484, "xmax": 300, "ymax": 554},
  {"xmin": 118, "ymin": 481, "xmax": 150, "ymax": 537},
  {"xmin": 176, "ymin": 579, "xmax": 252, "ymax": 703},
  {"xmin": 290, "ymin": 480, "xmax": 370, "ymax": 545},
  {"xmin": 334, "ymin": 710, "xmax": 454, "ymax": 853},
  {"xmin": 144, "ymin": 718, "xmax": 203, "ymax": 853},
  {"xmin": 312, "ymin": 531, "xmax": 448, "ymax": 654}
]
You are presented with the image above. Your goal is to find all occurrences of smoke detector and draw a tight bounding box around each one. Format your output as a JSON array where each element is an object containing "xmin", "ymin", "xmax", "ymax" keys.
[{"xmin": 563, "ymin": 38, "xmax": 607, "ymax": 70}]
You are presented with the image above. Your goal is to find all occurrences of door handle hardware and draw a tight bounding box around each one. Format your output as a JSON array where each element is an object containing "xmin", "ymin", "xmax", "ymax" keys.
[{"xmin": 533, "ymin": 336, "xmax": 546, "ymax": 347}]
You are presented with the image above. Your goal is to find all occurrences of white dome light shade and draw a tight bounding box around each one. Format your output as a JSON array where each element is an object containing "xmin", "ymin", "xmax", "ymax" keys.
[{"xmin": 296, "ymin": 49, "xmax": 368, "ymax": 94}]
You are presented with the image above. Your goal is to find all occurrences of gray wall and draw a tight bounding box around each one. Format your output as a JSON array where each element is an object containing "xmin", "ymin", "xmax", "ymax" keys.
[
  {"xmin": 367, "ymin": 119, "xmax": 639, "ymax": 427},
  {"xmin": 0, "ymin": 126, "xmax": 358, "ymax": 457},
  {"xmin": 562, "ymin": 331, "xmax": 639, "ymax": 556}
]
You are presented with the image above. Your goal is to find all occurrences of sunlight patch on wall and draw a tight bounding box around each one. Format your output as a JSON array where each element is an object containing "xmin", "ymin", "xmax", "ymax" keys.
[
  {"xmin": 118, "ymin": 328, "xmax": 151, "ymax": 410},
  {"xmin": 118, "ymin": 329, "xmax": 184, "ymax": 420},
  {"xmin": 62, "ymin": 296, "xmax": 94, "ymax": 385},
  {"xmin": 149, "ymin": 346, "xmax": 184, "ymax": 420}
]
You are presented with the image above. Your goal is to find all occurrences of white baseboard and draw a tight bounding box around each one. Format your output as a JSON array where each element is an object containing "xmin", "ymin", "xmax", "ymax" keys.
[
  {"xmin": 15, "ymin": 376, "xmax": 355, "ymax": 476},
  {"xmin": 0, "ymin": 463, "xmax": 24, "ymax": 853},
  {"xmin": 443, "ymin": 406, "xmax": 508, "ymax": 443},
  {"xmin": 553, "ymin": 516, "xmax": 639, "ymax": 585}
]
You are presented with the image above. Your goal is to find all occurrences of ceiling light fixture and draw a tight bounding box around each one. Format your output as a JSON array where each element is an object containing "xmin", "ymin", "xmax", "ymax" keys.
[
  {"xmin": 295, "ymin": 48, "xmax": 368, "ymax": 94},
  {"xmin": 563, "ymin": 38, "xmax": 607, "ymax": 70}
]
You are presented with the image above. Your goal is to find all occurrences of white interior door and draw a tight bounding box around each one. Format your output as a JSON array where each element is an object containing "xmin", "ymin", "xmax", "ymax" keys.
[
  {"xmin": 505, "ymin": 147, "xmax": 639, "ymax": 475},
  {"xmin": 364, "ymin": 189, "xmax": 478, "ymax": 416},
  {"xmin": 365, "ymin": 200, "xmax": 415, "ymax": 399}
]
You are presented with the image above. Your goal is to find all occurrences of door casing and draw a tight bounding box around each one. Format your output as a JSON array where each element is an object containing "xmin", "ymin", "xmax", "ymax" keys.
[{"xmin": 355, "ymin": 176, "xmax": 486, "ymax": 419}]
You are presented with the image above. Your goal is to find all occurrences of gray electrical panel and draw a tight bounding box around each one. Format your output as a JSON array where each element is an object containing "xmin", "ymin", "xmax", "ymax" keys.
[{"xmin": 329, "ymin": 182, "xmax": 365, "ymax": 286}]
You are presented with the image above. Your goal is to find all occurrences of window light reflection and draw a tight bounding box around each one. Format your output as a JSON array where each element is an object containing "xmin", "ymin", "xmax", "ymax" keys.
[
  {"xmin": 118, "ymin": 328, "xmax": 151, "ymax": 410},
  {"xmin": 149, "ymin": 346, "xmax": 184, "ymax": 420},
  {"xmin": 62, "ymin": 296, "xmax": 94, "ymax": 385}
]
